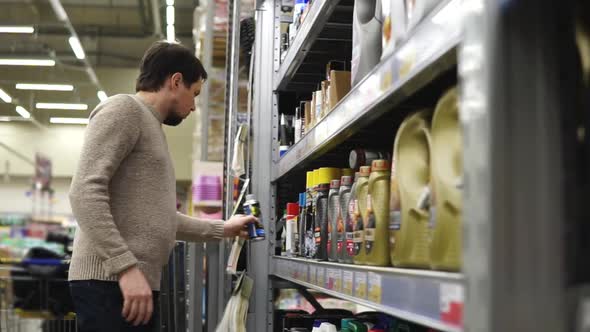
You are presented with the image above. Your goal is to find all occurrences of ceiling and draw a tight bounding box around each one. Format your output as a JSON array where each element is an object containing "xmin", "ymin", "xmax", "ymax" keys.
[{"xmin": 0, "ymin": 0, "xmax": 233, "ymax": 123}]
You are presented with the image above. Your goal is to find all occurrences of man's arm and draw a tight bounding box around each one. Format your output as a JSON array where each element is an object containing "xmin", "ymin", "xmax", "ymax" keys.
[
  {"xmin": 175, "ymin": 213, "xmax": 256, "ymax": 241},
  {"xmin": 69, "ymin": 103, "xmax": 141, "ymax": 276}
]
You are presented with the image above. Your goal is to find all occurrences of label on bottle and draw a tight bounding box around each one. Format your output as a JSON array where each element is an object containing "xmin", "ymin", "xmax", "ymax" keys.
[
  {"xmin": 327, "ymin": 232, "xmax": 332, "ymax": 254},
  {"xmin": 337, "ymin": 232, "xmax": 344, "ymax": 255},
  {"xmin": 365, "ymin": 226, "xmax": 376, "ymax": 255},
  {"xmin": 389, "ymin": 210, "xmax": 401, "ymax": 248},
  {"xmin": 353, "ymin": 230, "xmax": 364, "ymax": 256},
  {"xmin": 346, "ymin": 232, "xmax": 355, "ymax": 257},
  {"xmin": 314, "ymin": 227, "xmax": 321, "ymax": 245}
]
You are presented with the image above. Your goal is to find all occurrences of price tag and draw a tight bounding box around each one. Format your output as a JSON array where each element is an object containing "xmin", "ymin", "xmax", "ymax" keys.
[
  {"xmin": 368, "ymin": 272, "xmax": 382, "ymax": 304},
  {"xmin": 309, "ymin": 265, "xmax": 317, "ymax": 285},
  {"xmin": 333, "ymin": 269, "xmax": 342, "ymax": 292},
  {"xmin": 440, "ymin": 283, "xmax": 464, "ymax": 326},
  {"xmin": 300, "ymin": 264, "xmax": 308, "ymax": 282},
  {"xmin": 342, "ymin": 270, "xmax": 354, "ymax": 296},
  {"xmin": 354, "ymin": 271, "xmax": 368, "ymax": 299},
  {"xmin": 326, "ymin": 268, "xmax": 336, "ymax": 290},
  {"xmin": 317, "ymin": 267, "xmax": 326, "ymax": 288}
]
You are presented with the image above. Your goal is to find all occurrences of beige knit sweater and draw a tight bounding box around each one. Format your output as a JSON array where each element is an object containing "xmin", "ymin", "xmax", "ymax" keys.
[{"xmin": 68, "ymin": 94, "xmax": 224, "ymax": 290}]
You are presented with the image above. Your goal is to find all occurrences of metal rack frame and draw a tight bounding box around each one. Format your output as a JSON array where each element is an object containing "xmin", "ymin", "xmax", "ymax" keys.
[{"xmin": 222, "ymin": 0, "xmax": 577, "ymax": 331}]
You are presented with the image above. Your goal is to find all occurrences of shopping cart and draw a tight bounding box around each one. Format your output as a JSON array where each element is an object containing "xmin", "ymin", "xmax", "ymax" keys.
[{"xmin": 0, "ymin": 254, "xmax": 76, "ymax": 332}]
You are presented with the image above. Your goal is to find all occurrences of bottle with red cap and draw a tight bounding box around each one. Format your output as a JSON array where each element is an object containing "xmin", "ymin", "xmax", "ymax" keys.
[{"xmin": 285, "ymin": 202, "xmax": 299, "ymax": 257}]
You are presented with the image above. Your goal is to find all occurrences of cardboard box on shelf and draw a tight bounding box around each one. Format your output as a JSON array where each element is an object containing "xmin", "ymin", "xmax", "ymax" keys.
[
  {"xmin": 328, "ymin": 70, "xmax": 351, "ymax": 110},
  {"xmin": 314, "ymin": 90, "xmax": 323, "ymax": 124}
]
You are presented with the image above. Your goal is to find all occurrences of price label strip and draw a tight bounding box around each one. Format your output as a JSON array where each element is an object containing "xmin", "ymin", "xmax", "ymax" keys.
[
  {"xmin": 368, "ymin": 272, "xmax": 382, "ymax": 304},
  {"xmin": 342, "ymin": 270, "xmax": 354, "ymax": 296},
  {"xmin": 333, "ymin": 268, "xmax": 342, "ymax": 292},
  {"xmin": 309, "ymin": 265, "xmax": 317, "ymax": 285},
  {"xmin": 317, "ymin": 267, "xmax": 326, "ymax": 288},
  {"xmin": 440, "ymin": 283, "xmax": 464, "ymax": 326},
  {"xmin": 354, "ymin": 271, "xmax": 368, "ymax": 299}
]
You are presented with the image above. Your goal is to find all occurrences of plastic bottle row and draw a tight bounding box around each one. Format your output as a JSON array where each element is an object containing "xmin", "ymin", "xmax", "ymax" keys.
[{"xmin": 281, "ymin": 87, "xmax": 462, "ymax": 271}]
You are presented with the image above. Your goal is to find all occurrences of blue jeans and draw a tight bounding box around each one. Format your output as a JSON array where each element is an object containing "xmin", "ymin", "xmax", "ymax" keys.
[{"xmin": 69, "ymin": 280, "xmax": 160, "ymax": 332}]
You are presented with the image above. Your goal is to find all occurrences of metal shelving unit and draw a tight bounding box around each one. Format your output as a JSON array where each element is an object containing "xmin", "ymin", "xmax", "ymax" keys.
[
  {"xmin": 240, "ymin": 0, "xmax": 579, "ymax": 331},
  {"xmin": 274, "ymin": 0, "xmax": 461, "ymax": 180}
]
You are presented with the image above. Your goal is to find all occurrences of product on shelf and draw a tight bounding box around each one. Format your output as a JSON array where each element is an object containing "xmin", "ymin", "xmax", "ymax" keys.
[
  {"xmin": 314, "ymin": 168, "xmax": 341, "ymax": 261},
  {"xmin": 343, "ymin": 172, "xmax": 360, "ymax": 263},
  {"xmin": 405, "ymin": 0, "xmax": 441, "ymax": 31},
  {"xmin": 298, "ymin": 192, "xmax": 307, "ymax": 256},
  {"xmin": 328, "ymin": 179, "xmax": 341, "ymax": 262},
  {"xmin": 337, "ymin": 175, "xmax": 354, "ymax": 263},
  {"xmin": 280, "ymin": 114, "xmax": 291, "ymax": 157},
  {"xmin": 352, "ymin": 0, "xmax": 384, "ymax": 86},
  {"xmin": 306, "ymin": 169, "xmax": 320, "ymax": 258},
  {"xmin": 286, "ymin": 202, "xmax": 300, "ymax": 256},
  {"xmin": 353, "ymin": 166, "xmax": 371, "ymax": 264},
  {"xmin": 349, "ymin": 148, "xmax": 391, "ymax": 170},
  {"xmin": 429, "ymin": 87, "xmax": 462, "ymax": 271},
  {"xmin": 301, "ymin": 171, "xmax": 314, "ymax": 257},
  {"xmin": 365, "ymin": 159, "xmax": 391, "ymax": 266},
  {"xmin": 391, "ymin": 111, "xmax": 432, "ymax": 268},
  {"xmin": 304, "ymin": 100, "xmax": 313, "ymax": 134},
  {"xmin": 314, "ymin": 89, "xmax": 324, "ymax": 124},
  {"xmin": 381, "ymin": 0, "xmax": 407, "ymax": 59},
  {"xmin": 341, "ymin": 168, "xmax": 355, "ymax": 177},
  {"xmin": 243, "ymin": 194, "xmax": 266, "ymax": 241},
  {"xmin": 295, "ymin": 106, "xmax": 302, "ymax": 143}
]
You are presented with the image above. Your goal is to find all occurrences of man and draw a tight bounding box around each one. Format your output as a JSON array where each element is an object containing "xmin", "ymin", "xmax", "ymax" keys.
[{"xmin": 68, "ymin": 41, "xmax": 255, "ymax": 331}]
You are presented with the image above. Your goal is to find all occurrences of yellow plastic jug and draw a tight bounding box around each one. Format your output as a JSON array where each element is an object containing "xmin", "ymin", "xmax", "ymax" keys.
[
  {"xmin": 365, "ymin": 160, "xmax": 390, "ymax": 266},
  {"xmin": 391, "ymin": 111, "xmax": 432, "ymax": 268},
  {"xmin": 429, "ymin": 88, "xmax": 462, "ymax": 271},
  {"xmin": 353, "ymin": 166, "xmax": 371, "ymax": 265}
]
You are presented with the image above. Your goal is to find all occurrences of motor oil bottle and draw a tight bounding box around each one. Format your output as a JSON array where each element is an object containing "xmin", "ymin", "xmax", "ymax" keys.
[
  {"xmin": 391, "ymin": 111, "xmax": 432, "ymax": 268},
  {"xmin": 297, "ymin": 192, "xmax": 306, "ymax": 256},
  {"xmin": 341, "ymin": 168, "xmax": 355, "ymax": 178},
  {"xmin": 343, "ymin": 173, "xmax": 360, "ymax": 263},
  {"xmin": 353, "ymin": 166, "xmax": 371, "ymax": 264},
  {"xmin": 300, "ymin": 172, "xmax": 313, "ymax": 257},
  {"xmin": 337, "ymin": 175, "xmax": 353, "ymax": 263},
  {"xmin": 365, "ymin": 160, "xmax": 390, "ymax": 266},
  {"xmin": 306, "ymin": 169, "xmax": 320, "ymax": 258},
  {"xmin": 429, "ymin": 88, "xmax": 462, "ymax": 271},
  {"xmin": 243, "ymin": 194, "xmax": 266, "ymax": 241},
  {"xmin": 314, "ymin": 168, "xmax": 341, "ymax": 261},
  {"xmin": 328, "ymin": 179, "xmax": 341, "ymax": 262}
]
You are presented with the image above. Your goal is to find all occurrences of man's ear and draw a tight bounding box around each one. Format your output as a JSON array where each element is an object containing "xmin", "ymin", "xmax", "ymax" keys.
[{"xmin": 171, "ymin": 72, "xmax": 183, "ymax": 89}]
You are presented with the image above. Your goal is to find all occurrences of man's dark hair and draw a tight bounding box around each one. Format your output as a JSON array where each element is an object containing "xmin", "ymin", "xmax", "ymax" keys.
[{"xmin": 136, "ymin": 41, "xmax": 208, "ymax": 92}]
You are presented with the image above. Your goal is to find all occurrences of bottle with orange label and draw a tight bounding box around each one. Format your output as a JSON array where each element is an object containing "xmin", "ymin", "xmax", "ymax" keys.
[
  {"xmin": 353, "ymin": 166, "xmax": 371, "ymax": 265},
  {"xmin": 342, "ymin": 173, "xmax": 360, "ymax": 263},
  {"xmin": 314, "ymin": 167, "xmax": 341, "ymax": 261},
  {"xmin": 365, "ymin": 160, "xmax": 390, "ymax": 266},
  {"xmin": 337, "ymin": 175, "xmax": 353, "ymax": 263}
]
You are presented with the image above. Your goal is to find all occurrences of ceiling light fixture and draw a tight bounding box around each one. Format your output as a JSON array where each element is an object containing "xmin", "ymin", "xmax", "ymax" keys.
[
  {"xmin": 0, "ymin": 26, "xmax": 35, "ymax": 34},
  {"xmin": 36, "ymin": 103, "xmax": 88, "ymax": 110},
  {"xmin": 167, "ymin": 6, "xmax": 175, "ymax": 25},
  {"xmin": 0, "ymin": 59, "xmax": 55, "ymax": 66},
  {"xmin": 97, "ymin": 91, "xmax": 108, "ymax": 102},
  {"xmin": 167, "ymin": 25, "xmax": 175, "ymax": 42},
  {"xmin": 68, "ymin": 36, "xmax": 86, "ymax": 60},
  {"xmin": 15, "ymin": 106, "xmax": 31, "ymax": 119},
  {"xmin": 0, "ymin": 88, "xmax": 12, "ymax": 103},
  {"xmin": 166, "ymin": 0, "xmax": 174, "ymax": 5},
  {"xmin": 50, "ymin": 117, "xmax": 89, "ymax": 125},
  {"xmin": 16, "ymin": 83, "xmax": 74, "ymax": 91}
]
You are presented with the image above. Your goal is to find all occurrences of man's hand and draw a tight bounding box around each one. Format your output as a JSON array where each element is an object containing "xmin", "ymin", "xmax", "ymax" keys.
[
  {"xmin": 119, "ymin": 266, "xmax": 153, "ymax": 326},
  {"xmin": 224, "ymin": 214, "xmax": 258, "ymax": 238}
]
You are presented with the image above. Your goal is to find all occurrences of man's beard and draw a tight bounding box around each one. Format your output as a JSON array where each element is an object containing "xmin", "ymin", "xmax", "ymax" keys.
[{"xmin": 164, "ymin": 112, "xmax": 183, "ymax": 126}]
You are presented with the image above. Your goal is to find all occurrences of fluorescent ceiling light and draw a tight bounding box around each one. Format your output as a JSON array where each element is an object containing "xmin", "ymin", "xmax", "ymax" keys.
[
  {"xmin": 68, "ymin": 36, "xmax": 86, "ymax": 60},
  {"xmin": 16, "ymin": 83, "xmax": 74, "ymax": 91},
  {"xmin": 167, "ymin": 25, "xmax": 175, "ymax": 42},
  {"xmin": 97, "ymin": 91, "xmax": 108, "ymax": 102},
  {"xmin": 167, "ymin": 6, "xmax": 175, "ymax": 25},
  {"xmin": 0, "ymin": 88, "xmax": 12, "ymax": 103},
  {"xmin": 0, "ymin": 26, "xmax": 34, "ymax": 33},
  {"xmin": 36, "ymin": 103, "xmax": 88, "ymax": 110},
  {"xmin": 0, "ymin": 116, "xmax": 30, "ymax": 122},
  {"xmin": 15, "ymin": 106, "xmax": 31, "ymax": 119},
  {"xmin": 0, "ymin": 59, "xmax": 55, "ymax": 66},
  {"xmin": 50, "ymin": 117, "xmax": 89, "ymax": 125},
  {"xmin": 48, "ymin": 0, "xmax": 68, "ymax": 21},
  {"xmin": 166, "ymin": 0, "xmax": 174, "ymax": 5}
]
